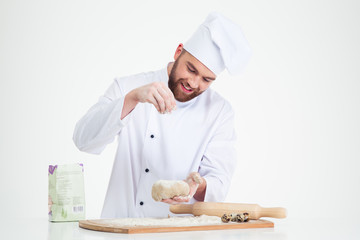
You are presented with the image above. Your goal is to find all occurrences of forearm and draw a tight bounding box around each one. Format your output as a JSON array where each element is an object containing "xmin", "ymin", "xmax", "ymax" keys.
[
  {"xmin": 193, "ymin": 177, "xmax": 207, "ymax": 201},
  {"xmin": 121, "ymin": 89, "xmax": 140, "ymax": 120}
]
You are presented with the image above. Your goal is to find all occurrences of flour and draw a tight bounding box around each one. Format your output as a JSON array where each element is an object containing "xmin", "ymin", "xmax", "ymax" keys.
[{"xmin": 101, "ymin": 215, "xmax": 222, "ymax": 227}]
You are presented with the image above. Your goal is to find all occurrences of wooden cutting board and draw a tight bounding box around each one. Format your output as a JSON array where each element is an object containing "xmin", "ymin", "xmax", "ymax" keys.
[{"xmin": 79, "ymin": 218, "xmax": 274, "ymax": 234}]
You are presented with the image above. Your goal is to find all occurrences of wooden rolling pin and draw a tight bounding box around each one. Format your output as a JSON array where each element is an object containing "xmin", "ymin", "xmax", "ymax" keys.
[{"xmin": 170, "ymin": 202, "xmax": 287, "ymax": 220}]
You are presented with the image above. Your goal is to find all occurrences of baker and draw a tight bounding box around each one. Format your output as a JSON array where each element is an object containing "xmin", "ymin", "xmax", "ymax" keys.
[{"xmin": 73, "ymin": 12, "xmax": 252, "ymax": 218}]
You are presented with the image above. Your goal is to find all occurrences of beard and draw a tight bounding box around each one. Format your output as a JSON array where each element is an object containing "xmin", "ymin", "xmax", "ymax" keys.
[{"xmin": 168, "ymin": 59, "xmax": 205, "ymax": 102}]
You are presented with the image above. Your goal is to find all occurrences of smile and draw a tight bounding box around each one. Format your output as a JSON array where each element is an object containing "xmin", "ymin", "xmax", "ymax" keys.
[{"xmin": 181, "ymin": 83, "xmax": 193, "ymax": 93}]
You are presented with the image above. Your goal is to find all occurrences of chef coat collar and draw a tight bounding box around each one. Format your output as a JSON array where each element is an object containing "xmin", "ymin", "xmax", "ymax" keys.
[{"xmin": 162, "ymin": 67, "xmax": 198, "ymax": 108}]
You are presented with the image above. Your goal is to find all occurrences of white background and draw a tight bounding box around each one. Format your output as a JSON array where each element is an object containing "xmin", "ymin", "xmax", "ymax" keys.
[{"xmin": 1, "ymin": 0, "xmax": 359, "ymax": 222}]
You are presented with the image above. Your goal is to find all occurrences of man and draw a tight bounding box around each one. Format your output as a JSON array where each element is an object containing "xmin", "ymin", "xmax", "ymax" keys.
[{"xmin": 73, "ymin": 12, "xmax": 251, "ymax": 218}]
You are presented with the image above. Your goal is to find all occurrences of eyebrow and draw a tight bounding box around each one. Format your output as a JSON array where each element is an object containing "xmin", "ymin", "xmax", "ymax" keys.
[{"xmin": 186, "ymin": 61, "xmax": 216, "ymax": 81}]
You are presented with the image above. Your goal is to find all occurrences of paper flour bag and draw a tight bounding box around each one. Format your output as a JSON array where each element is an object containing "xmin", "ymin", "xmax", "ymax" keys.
[{"xmin": 48, "ymin": 163, "xmax": 86, "ymax": 221}]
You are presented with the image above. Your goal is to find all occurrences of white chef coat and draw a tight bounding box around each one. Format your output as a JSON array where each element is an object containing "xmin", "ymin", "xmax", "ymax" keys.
[{"xmin": 73, "ymin": 67, "xmax": 237, "ymax": 218}]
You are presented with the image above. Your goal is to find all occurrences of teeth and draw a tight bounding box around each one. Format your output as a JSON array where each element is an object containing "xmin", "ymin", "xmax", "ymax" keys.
[{"xmin": 182, "ymin": 83, "xmax": 192, "ymax": 91}]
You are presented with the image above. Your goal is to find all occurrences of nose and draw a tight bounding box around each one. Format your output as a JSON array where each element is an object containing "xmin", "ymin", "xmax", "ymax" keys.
[{"xmin": 187, "ymin": 76, "xmax": 200, "ymax": 89}]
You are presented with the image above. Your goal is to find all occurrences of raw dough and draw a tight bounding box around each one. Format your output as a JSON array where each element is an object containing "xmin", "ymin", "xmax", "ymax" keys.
[{"xmin": 151, "ymin": 180, "xmax": 189, "ymax": 201}]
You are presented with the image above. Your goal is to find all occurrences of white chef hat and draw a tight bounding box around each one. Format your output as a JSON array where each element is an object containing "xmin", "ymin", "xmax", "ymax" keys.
[{"xmin": 183, "ymin": 12, "xmax": 252, "ymax": 76}]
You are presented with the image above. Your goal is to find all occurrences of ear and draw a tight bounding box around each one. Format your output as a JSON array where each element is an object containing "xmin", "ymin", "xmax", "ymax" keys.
[{"xmin": 174, "ymin": 43, "xmax": 184, "ymax": 60}]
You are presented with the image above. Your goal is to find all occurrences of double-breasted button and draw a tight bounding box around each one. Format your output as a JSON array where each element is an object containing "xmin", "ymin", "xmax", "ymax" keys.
[
  {"xmin": 140, "ymin": 201, "xmax": 144, "ymax": 206},
  {"xmin": 145, "ymin": 168, "xmax": 149, "ymax": 173},
  {"xmin": 150, "ymin": 134, "xmax": 154, "ymax": 138}
]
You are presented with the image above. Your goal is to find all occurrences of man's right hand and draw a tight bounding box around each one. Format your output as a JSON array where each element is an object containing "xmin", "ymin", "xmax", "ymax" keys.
[{"xmin": 121, "ymin": 82, "xmax": 177, "ymax": 119}]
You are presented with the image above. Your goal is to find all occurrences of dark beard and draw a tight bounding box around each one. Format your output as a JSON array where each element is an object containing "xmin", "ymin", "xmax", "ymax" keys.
[{"xmin": 168, "ymin": 59, "xmax": 204, "ymax": 102}]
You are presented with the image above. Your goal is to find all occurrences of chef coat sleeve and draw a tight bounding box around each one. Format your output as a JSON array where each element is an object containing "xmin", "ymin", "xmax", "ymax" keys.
[
  {"xmin": 199, "ymin": 102, "xmax": 237, "ymax": 202},
  {"xmin": 73, "ymin": 78, "xmax": 131, "ymax": 154}
]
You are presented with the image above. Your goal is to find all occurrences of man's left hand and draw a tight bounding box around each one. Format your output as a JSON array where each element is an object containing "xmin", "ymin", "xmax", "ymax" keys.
[{"xmin": 161, "ymin": 172, "xmax": 204, "ymax": 204}]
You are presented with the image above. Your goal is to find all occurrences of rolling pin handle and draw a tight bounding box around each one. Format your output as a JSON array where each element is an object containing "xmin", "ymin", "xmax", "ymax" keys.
[
  {"xmin": 260, "ymin": 207, "xmax": 287, "ymax": 219},
  {"xmin": 169, "ymin": 204, "xmax": 193, "ymax": 214}
]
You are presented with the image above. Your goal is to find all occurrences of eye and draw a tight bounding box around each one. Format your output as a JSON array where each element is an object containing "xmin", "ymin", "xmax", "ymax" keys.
[
  {"xmin": 203, "ymin": 78, "xmax": 210, "ymax": 83},
  {"xmin": 187, "ymin": 66, "xmax": 195, "ymax": 73}
]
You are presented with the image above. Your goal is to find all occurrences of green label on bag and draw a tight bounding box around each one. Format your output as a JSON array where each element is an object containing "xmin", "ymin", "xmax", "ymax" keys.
[{"xmin": 48, "ymin": 163, "xmax": 86, "ymax": 222}]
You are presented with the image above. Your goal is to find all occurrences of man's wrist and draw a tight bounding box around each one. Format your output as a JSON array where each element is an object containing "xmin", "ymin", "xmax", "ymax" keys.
[
  {"xmin": 121, "ymin": 90, "xmax": 139, "ymax": 120},
  {"xmin": 127, "ymin": 89, "xmax": 140, "ymax": 104},
  {"xmin": 193, "ymin": 177, "xmax": 207, "ymax": 201}
]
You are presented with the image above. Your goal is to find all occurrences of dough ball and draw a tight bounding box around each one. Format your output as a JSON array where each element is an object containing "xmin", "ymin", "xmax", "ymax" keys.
[{"xmin": 151, "ymin": 180, "xmax": 190, "ymax": 201}]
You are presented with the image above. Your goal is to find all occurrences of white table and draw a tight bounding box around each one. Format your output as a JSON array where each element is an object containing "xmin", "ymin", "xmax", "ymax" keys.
[{"xmin": 2, "ymin": 217, "xmax": 359, "ymax": 240}]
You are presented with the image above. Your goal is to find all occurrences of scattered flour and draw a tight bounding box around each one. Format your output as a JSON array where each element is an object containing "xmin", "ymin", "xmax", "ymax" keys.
[{"xmin": 100, "ymin": 215, "xmax": 222, "ymax": 227}]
